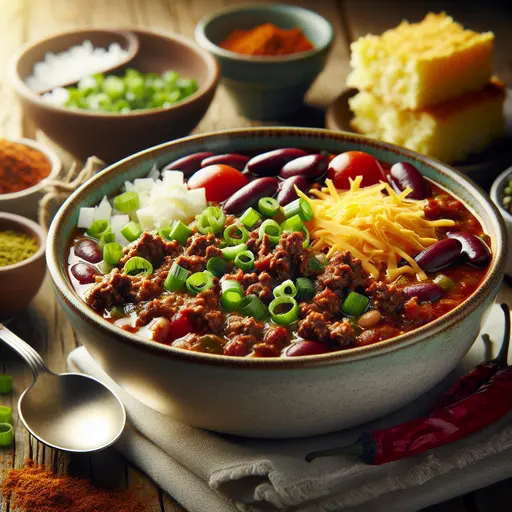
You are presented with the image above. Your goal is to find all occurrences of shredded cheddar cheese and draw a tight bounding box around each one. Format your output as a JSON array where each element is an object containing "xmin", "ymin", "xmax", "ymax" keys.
[{"xmin": 298, "ymin": 177, "xmax": 456, "ymax": 281}]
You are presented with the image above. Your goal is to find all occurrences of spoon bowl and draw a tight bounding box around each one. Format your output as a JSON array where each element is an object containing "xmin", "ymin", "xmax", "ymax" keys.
[{"xmin": 0, "ymin": 323, "xmax": 126, "ymax": 452}]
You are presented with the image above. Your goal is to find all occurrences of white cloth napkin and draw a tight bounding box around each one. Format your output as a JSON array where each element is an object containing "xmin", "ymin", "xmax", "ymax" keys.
[{"xmin": 67, "ymin": 302, "xmax": 512, "ymax": 512}]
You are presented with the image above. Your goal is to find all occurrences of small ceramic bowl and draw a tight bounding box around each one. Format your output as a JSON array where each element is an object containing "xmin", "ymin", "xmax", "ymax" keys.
[
  {"xmin": 490, "ymin": 166, "xmax": 512, "ymax": 275},
  {"xmin": 0, "ymin": 212, "xmax": 46, "ymax": 319},
  {"xmin": 9, "ymin": 28, "xmax": 219, "ymax": 163},
  {"xmin": 0, "ymin": 137, "xmax": 61, "ymax": 221},
  {"xmin": 195, "ymin": 4, "xmax": 333, "ymax": 120}
]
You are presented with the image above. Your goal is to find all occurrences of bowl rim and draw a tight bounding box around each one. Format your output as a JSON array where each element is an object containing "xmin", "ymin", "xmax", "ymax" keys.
[
  {"xmin": 0, "ymin": 212, "xmax": 46, "ymax": 272},
  {"xmin": 490, "ymin": 165, "xmax": 512, "ymax": 222},
  {"xmin": 47, "ymin": 127, "xmax": 507, "ymax": 370},
  {"xmin": 8, "ymin": 27, "xmax": 220, "ymax": 119},
  {"xmin": 0, "ymin": 137, "xmax": 61, "ymax": 201},
  {"xmin": 195, "ymin": 2, "xmax": 334, "ymax": 63}
]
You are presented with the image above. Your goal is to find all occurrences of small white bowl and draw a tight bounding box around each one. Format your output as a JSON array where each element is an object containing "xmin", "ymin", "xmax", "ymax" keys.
[
  {"xmin": 490, "ymin": 166, "xmax": 512, "ymax": 275},
  {"xmin": 0, "ymin": 137, "xmax": 61, "ymax": 221}
]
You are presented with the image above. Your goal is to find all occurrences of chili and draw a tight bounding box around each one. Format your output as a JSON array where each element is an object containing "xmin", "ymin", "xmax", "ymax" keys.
[{"xmin": 306, "ymin": 304, "xmax": 512, "ymax": 465}]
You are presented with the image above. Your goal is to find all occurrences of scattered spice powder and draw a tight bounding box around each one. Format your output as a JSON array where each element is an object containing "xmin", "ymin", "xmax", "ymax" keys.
[
  {"xmin": 0, "ymin": 139, "xmax": 51, "ymax": 194},
  {"xmin": 0, "ymin": 460, "xmax": 150, "ymax": 512},
  {"xmin": 0, "ymin": 230, "xmax": 39, "ymax": 267},
  {"xmin": 220, "ymin": 23, "xmax": 314, "ymax": 56}
]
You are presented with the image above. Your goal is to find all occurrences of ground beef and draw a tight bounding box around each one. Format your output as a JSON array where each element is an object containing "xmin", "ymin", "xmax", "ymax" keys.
[
  {"xmin": 280, "ymin": 231, "xmax": 305, "ymax": 261},
  {"xmin": 183, "ymin": 285, "xmax": 225, "ymax": 333},
  {"xmin": 366, "ymin": 281, "xmax": 403, "ymax": 314},
  {"xmin": 173, "ymin": 334, "xmax": 226, "ymax": 355},
  {"xmin": 119, "ymin": 232, "xmax": 181, "ymax": 267},
  {"xmin": 246, "ymin": 272, "xmax": 274, "ymax": 303},
  {"xmin": 297, "ymin": 311, "xmax": 353, "ymax": 346},
  {"xmin": 224, "ymin": 335, "xmax": 255, "ymax": 357},
  {"xmin": 136, "ymin": 294, "xmax": 188, "ymax": 326},
  {"xmin": 85, "ymin": 269, "xmax": 135, "ymax": 311},
  {"xmin": 316, "ymin": 251, "xmax": 369, "ymax": 295},
  {"xmin": 225, "ymin": 314, "xmax": 265, "ymax": 339},
  {"xmin": 300, "ymin": 288, "xmax": 341, "ymax": 319},
  {"xmin": 174, "ymin": 254, "xmax": 206, "ymax": 273},
  {"xmin": 186, "ymin": 233, "xmax": 219, "ymax": 257},
  {"xmin": 246, "ymin": 231, "xmax": 261, "ymax": 254}
]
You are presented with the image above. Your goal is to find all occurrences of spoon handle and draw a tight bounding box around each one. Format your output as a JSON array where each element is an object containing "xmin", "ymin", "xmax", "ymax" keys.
[{"xmin": 0, "ymin": 323, "xmax": 48, "ymax": 377}]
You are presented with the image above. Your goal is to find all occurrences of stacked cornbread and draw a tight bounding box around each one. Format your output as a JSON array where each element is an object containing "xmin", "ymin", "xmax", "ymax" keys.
[{"xmin": 347, "ymin": 13, "xmax": 505, "ymax": 163}]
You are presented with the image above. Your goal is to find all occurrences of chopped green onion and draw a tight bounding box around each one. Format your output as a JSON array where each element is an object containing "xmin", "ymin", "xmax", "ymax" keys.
[
  {"xmin": 238, "ymin": 294, "xmax": 268, "ymax": 321},
  {"xmin": 103, "ymin": 242, "xmax": 123, "ymax": 265},
  {"xmin": 164, "ymin": 262, "xmax": 190, "ymax": 292},
  {"xmin": 300, "ymin": 226, "xmax": 310, "ymax": 248},
  {"xmin": 259, "ymin": 219, "xmax": 282, "ymax": 245},
  {"xmin": 342, "ymin": 292, "xmax": 370, "ymax": 317},
  {"xmin": 240, "ymin": 207, "xmax": 262, "ymax": 229},
  {"xmin": 283, "ymin": 198, "xmax": 314, "ymax": 221},
  {"xmin": 87, "ymin": 220, "xmax": 110, "ymax": 239},
  {"xmin": 160, "ymin": 221, "xmax": 193, "ymax": 246},
  {"xmin": 186, "ymin": 271, "xmax": 214, "ymax": 295},
  {"xmin": 281, "ymin": 214, "xmax": 304, "ymax": 233},
  {"xmin": 123, "ymin": 256, "xmax": 153, "ymax": 276},
  {"xmin": 220, "ymin": 281, "xmax": 244, "ymax": 311},
  {"xmin": 114, "ymin": 191, "xmax": 140, "ymax": 213},
  {"xmin": 434, "ymin": 274, "xmax": 455, "ymax": 291},
  {"xmin": 258, "ymin": 197, "xmax": 280, "ymax": 217},
  {"xmin": 269, "ymin": 296, "xmax": 299, "ymax": 325},
  {"xmin": 0, "ymin": 375, "xmax": 13, "ymax": 394},
  {"xmin": 206, "ymin": 257, "xmax": 228, "ymax": 277},
  {"xmin": 0, "ymin": 423, "xmax": 13, "ymax": 447},
  {"xmin": 224, "ymin": 223, "xmax": 249, "ymax": 246},
  {"xmin": 103, "ymin": 75, "xmax": 126, "ymax": 100},
  {"xmin": 106, "ymin": 306, "xmax": 125, "ymax": 319},
  {"xmin": 296, "ymin": 277, "xmax": 315, "ymax": 302},
  {"xmin": 234, "ymin": 250, "xmax": 255, "ymax": 272},
  {"xmin": 309, "ymin": 255, "xmax": 327, "ymax": 272},
  {"xmin": 219, "ymin": 240, "xmax": 228, "ymax": 249},
  {"xmin": 273, "ymin": 279, "xmax": 297, "ymax": 298},
  {"xmin": 196, "ymin": 206, "xmax": 226, "ymax": 235},
  {"xmin": 99, "ymin": 231, "xmax": 116, "ymax": 250},
  {"xmin": 121, "ymin": 221, "xmax": 142, "ymax": 242},
  {"xmin": 221, "ymin": 243, "xmax": 247, "ymax": 261},
  {"xmin": 0, "ymin": 406, "xmax": 12, "ymax": 424}
]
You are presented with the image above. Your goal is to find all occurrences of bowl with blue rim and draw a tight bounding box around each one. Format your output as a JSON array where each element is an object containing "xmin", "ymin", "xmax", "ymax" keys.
[{"xmin": 195, "ymin": 3, "xmax": 334, "ymax": 121}]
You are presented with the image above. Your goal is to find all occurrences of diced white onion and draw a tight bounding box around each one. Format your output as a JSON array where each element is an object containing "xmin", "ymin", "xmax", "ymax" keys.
[
  {"xmin": 134, "ymin": 178, "xmax": 154, "ymax": 191},
  {"xmin": 162, "ymin": 170, "xmax": 184, "ymax": 187},
  {"xmin": 77, "ymin": 207, "xmax": 95, "ymax": 229},
  {"xmin": 111, "ymin": 214, "xmax": 130, "ymax": 232},
  {"xmin": 186, "ymin": 188, "xmax": 207, "ymax": 212},
  {"xmin": 136, "ymin": 207, "xmax": 155, "ymax": 231},
  {"xmin": 94, "ymin": 196, "xmax": 112, "ymax": 222},
  {"xmin": 148, "ymin": 164, "xmax": 160, "ymax": 181},
  {"xmin": 124, "ymin": 181, "xmax": 135, "ymax": 192}
]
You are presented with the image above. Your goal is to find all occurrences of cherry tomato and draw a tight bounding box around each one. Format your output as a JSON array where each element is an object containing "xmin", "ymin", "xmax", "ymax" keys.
[
  {"xmin": 187, "ymin": 164, "xmax": 248, "ymax": 202},
  {"xmin": 168, "ymin": 312, "xmax": 195, "ymax": 341},
  {"xmin": 327, "ymin": 151, "xmax": 387, "ymax": 189}
]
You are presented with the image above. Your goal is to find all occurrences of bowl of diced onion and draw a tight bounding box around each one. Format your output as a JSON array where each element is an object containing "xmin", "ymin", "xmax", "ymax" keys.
[{"xmin": 9, "ymin": 28, "xmax": 219, "ymax": 163}]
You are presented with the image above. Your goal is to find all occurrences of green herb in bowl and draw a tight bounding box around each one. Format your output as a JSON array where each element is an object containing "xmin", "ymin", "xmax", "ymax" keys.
[{"xmin": 42, "ymin": 68, "xmax": 199, "ymax": 113}]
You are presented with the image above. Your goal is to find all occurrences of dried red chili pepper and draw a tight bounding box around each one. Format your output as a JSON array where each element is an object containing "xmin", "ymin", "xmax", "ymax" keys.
[{"xmin": 306, "ymin": 303, "xmax": 512, "ymax": 466}]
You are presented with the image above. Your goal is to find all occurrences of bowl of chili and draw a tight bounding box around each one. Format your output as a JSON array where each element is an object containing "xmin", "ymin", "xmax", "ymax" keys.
[
  {"xmin": 46, "ymin": 127, "xmax": 507, "ymax": 438},
  {"xmin": 195, "ymin": 4, "xmax": 334, "ymax": 120},
  {"xmin": 0, "ymin": 212, "xmax": 46, "ymax": 319},
  {"xmin": 0, "ymin": 137, "xmax": 61, "ymax": 220}
]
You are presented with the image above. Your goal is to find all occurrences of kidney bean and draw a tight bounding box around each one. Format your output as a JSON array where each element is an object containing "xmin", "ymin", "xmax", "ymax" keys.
[
  {"xmin": 358, "ymin": 310, "xmax": 382, "ymax": 328},
  {"xmin": 163, "ymin": 152, "xmax": 214, "ymax": 176},
  {"xmin": 389, "ymin": 162, "xmax": 430, "ymax": 200},
  {"xmin": 223, "ymin": 177, "xmax": 279, "ymax": 214},
  {"xmin": 286, "ymin": 340, "xmax": 330, "ymax": 357},
  {"xmin": 246, "ymin": 148, "xmax": 308, "ymax": 176},
  {"xmin": 74, "ymin": 239, "xmax": 102, "ymax": 263},
  {"xmin": 201, "ymin": 153, "xmax": 250, "ymax": 171},
  {"xmin": 447, "ymin": 231, "xmax": 491, "ymax": 267},
  {"xmin": 71, "ymin": 263, "xmax": 98, "ymax": 284},
  {"xmin": 403, "ymin": 283, "xmax": 444, "ymax": 303},
  {"xmin": 279, "ymin": 154, "xmax": 329, "ymax": 180},
  {"xmin": 277, "ymin": 175, "xmax": 310, "ymax": 206},
  {"xmin": 414, "ymin": 238, "xmax": 462, "ymax": 272}
]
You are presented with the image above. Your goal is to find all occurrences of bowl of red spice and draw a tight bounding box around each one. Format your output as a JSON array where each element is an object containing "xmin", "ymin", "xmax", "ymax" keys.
[
  {"xmin": 0, "ymin": 212, "xmax": 46, "ymax": 319},
  {"xmin": 195, "ymin": 3, "xmax": 334, "ymax": 120},
  {"xmin": 0, "ymin": 137, "xmax": 61, "ymax": 220}
]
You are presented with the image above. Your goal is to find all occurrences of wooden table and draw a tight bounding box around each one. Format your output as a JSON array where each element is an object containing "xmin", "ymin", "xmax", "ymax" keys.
[{"xmin": 2, "ymin": 1, "xmax": 512, "ymax": 510}]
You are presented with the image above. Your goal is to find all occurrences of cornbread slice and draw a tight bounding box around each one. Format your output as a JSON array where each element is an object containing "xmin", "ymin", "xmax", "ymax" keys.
[
  {"xmin": 346, "ymin": 13, "xmax": 494, "ymax": 110},
  {"xmin": 349, "ymin": 79, "xmax": 505, "ymax": 163}
]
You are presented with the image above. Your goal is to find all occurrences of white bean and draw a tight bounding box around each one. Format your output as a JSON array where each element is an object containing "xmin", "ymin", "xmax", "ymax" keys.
[{"xmin": 358, "ymin": 310, "xmax": 381, "ymax": 328}]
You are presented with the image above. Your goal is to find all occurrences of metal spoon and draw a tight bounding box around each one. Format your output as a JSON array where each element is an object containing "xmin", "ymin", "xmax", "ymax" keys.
[{"xmin": 0, "ymin": 323, "xmax": 126, "ymax": 452}]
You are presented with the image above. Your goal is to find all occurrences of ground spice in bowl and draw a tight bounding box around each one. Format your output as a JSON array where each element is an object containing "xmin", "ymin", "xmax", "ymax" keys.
[
  {"xmin": 0, "ymin": 230, "xmax": 39, "ymax": 267},
  {"xmin": 0, "ymin": 138, "xmax": 51, "ymax": 194},
  {"xmin": 220, "ymin": 23, "xmax": 314, "ymax": 56},
  {"xmin": 0, "ymin": 459, "xmax": 150, "ymax": 512}
]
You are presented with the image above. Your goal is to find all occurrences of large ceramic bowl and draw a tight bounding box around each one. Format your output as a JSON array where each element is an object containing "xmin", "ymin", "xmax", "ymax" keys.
[{"xmin": 47, "ymin": 128, "xmax": 507, "ymax": 438}]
